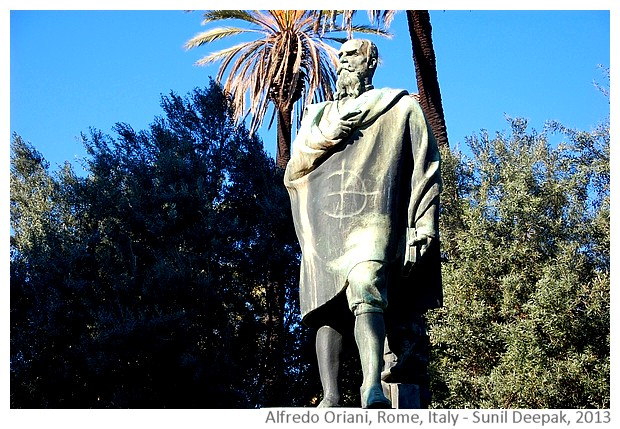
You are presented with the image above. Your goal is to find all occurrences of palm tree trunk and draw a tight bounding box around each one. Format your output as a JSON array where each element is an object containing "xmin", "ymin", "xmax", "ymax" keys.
[
  {"xmin": 276, "ymin": 107, "xmax": 292, "ymax": 169},
  {"xmin": 407, "ymin": 10, "xmax": 449, "ymax": 148}
]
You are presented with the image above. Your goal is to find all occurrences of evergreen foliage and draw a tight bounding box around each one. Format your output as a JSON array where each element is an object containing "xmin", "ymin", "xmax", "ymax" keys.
[
  {"xmin": 429, "ymin": 117, "xmax": 610, "ymax": 408},
  {"xmin": 10, "ymin": 81, "xmax": 316, "ymax": 408}
]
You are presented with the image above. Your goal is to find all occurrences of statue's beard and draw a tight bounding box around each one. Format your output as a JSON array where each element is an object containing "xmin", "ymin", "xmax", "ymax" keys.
[{"xmin": 335, "ymin": 68, "xmax": 363, "ymax": 100}]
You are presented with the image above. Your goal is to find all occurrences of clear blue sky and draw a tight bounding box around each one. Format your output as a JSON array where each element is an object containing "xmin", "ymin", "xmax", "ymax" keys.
[{"xmin": 9, "ymin": 8, "xmax": 611, "ymax": 173}]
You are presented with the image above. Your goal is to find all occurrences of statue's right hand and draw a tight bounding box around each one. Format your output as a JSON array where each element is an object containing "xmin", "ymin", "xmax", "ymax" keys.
[{"xmin": 321, "ymin": 110, "xmax": 362, "ymax": 142}]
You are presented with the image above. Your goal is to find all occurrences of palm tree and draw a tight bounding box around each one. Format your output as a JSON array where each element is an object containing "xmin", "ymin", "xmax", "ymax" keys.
[
  {"xmin": 185, "ymin": 10, "xmax": 340, "ymax": 168},
  {"xmin": 406, "ymin": 10, "xmax": 449, "ymax": 147},
  {"xmin": 185, "ymin": 10, "xmax": 391, "ymax": 169}
]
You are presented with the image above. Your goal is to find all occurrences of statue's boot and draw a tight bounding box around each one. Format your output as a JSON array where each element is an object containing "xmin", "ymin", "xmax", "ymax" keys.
[
  {"xmin": 317, "ymin": 397, "xmax": 341, "ymax": 408},
  {"xmin": 361, "ymin": 385, "xmax": 392, "ymax": 409},
  {"xmin": 355, "ymin": 312, "xmax": 391, "ymax": 409}
]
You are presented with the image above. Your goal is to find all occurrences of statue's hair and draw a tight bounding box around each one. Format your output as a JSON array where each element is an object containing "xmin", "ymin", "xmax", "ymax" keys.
[
  {"xmin": 359, "ymin": 39, "xmax": 379, "ymax": 65},
  {"xmin": 356, "ymin": 39, "xmax": 378, "ymax": 81}
]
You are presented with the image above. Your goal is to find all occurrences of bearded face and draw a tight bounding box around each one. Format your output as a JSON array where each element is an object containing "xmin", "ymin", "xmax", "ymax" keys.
[{"xmin": 335, "ymin": 68, "xmax": 364, "ymax": 100}]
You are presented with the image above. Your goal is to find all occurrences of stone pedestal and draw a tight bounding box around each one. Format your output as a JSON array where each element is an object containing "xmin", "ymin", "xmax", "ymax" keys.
[{"xmin": 382, "ymin": 382, "xmax": 429, "ymax": 409}]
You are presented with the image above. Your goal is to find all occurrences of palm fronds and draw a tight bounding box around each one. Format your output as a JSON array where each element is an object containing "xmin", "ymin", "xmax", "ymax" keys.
[{"xmin": 184, "ymin": 9, "xmax": 395, "ymax": 165}]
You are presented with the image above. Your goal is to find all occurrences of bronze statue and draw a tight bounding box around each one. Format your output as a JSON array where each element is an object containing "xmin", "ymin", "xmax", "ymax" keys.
[{"xmin": 284, "ymin": 39, "xmax": 442, "ymax": 409}]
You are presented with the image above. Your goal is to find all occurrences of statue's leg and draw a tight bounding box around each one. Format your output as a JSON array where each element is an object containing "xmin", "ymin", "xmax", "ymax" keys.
[
  {"xmin": 316, "ymin": 325, "xmax": 343, "ymax": 407},
  {"xmin": 355, "ymin": 312, "xmax": 391, "ymax": 408},
  {"xmin": 347, "ymin": 261, "xmax": 391, "ymax": 409},
  {"xmin": 383, "ymin": 311, "xmax": 431, "ymax": 385}
]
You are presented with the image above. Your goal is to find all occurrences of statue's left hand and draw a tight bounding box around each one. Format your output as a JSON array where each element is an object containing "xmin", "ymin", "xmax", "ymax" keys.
[
  {"xmin": 411, "ymin": 234, "xmax": 433, "ymax": 259},
  {"xmin": 403, "ymin": 232, "xmax": 433, "ymax": 276}
]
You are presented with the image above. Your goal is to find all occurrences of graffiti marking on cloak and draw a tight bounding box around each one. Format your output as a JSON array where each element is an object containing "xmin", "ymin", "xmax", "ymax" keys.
[{"xmin": 322, "ymin": 160, "xmax": 380, "ymax": 220}]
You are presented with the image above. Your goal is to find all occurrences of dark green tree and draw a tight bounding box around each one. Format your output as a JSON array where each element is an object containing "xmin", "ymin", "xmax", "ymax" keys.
[
  {"xmin": 10, "ymin": 137, "xmax": 90, "ymax": 407},
  {"xmin": 10, "ymin": 81, "xmax": 313, "ymax": 408},
  {"xmin": 429, "ymin": 115, "xmax": 610, "ymax": 408}
]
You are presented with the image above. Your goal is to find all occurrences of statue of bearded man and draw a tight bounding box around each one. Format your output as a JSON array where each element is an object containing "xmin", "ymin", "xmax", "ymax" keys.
[{"xmin": 284, "ymin": 39, "xmax": 443, "ymax": 409}]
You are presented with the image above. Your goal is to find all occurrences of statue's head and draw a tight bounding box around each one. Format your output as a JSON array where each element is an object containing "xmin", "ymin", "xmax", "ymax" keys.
[{"xmin": 335, "ymin": 39, "xmax": 378, "ymax": 100}]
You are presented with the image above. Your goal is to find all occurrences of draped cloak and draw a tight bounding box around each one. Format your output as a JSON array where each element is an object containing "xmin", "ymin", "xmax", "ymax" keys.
[{"xmin": 284, "ymin": 88, "xmax": 442, "ymax": 329}]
